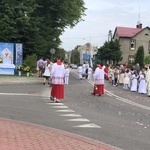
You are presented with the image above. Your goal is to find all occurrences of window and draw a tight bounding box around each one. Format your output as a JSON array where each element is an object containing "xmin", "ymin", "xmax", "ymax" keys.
[{"xmin": 130, "ymin": 39, "xmax": 136, "ymax": 50}]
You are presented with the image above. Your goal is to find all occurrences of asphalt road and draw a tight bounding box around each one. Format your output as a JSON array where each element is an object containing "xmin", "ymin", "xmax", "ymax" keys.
[{"xmin": 0, "ymin": 70, "xmax": 150, "ymax": 150}]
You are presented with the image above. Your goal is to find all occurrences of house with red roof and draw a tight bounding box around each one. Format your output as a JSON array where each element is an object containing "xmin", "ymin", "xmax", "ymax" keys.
[{"xmin": 113, "ymin": 23, "xmax": 150, "ymax": 64}]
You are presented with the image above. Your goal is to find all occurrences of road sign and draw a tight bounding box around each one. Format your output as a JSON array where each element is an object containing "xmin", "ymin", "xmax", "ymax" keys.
[{"xmin": 50, "ymin": 48, "xmax": 55, "ymax": 54}]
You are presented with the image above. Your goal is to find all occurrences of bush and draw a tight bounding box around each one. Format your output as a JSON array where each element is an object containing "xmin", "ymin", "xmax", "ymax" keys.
[{"xmin": 23, "ymin": 54, "xmax": 37, "ymax": 73}]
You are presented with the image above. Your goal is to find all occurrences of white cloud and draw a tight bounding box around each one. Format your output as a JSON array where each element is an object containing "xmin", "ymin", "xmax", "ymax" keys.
[{"xmin": 60, "ymin": 0, "xmax": 150, "ymax": 51}]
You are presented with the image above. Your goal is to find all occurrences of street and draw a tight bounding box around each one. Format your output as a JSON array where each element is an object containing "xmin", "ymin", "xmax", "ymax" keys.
[{"xmin": 0, "ymin": 70, "xmax": 150, "ymax": 150}]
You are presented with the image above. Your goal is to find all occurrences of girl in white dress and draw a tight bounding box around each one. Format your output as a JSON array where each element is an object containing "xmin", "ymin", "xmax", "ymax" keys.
[
  {"xmin": 130, "ymin": 70, "xmax": 139, "ymax": 92},
  {"xmin": 43, "ymin": 59, "xmax": 51, "ymax": 85},
  {"xmin": 123, "ymin": 69, "xmax": 130, "ymax": 90},
  {"xmin": 138, "ymin": 69, "xmax": 147, "ymax": 94}
]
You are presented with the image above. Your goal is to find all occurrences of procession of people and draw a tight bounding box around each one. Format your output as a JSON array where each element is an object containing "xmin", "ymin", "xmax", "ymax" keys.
[{"xmin": 37, "ymin": 56, "xmax": 150, "ymax": 103}]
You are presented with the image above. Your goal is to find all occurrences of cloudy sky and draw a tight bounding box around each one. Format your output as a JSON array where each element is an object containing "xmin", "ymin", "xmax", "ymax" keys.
[{"xmin": 60, "ymin": 0, "xmax": 150, "ymax": 51}]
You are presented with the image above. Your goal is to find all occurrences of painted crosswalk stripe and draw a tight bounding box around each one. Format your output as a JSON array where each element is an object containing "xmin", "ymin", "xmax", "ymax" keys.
[
  {"xmin": 60, "ymin": 114, "xmax": 82, "ymax": 117},
  {"xmin": 56, "ymin": 109, "xmax": 75, "ymax": 112},
  {"xmin": 67, "ymin": 118, "xmax": 90, "ymax": 122},
  {"xmin": 47, "ymin": 103, "xmax": 64, "ymax": 106},
  {"xmin": 74, "ymin": 123, "xmax": 101, "ymax": 128},
  {"xmin": 52, "ymin": 106, "xmax": 69, "ymax": 108}
]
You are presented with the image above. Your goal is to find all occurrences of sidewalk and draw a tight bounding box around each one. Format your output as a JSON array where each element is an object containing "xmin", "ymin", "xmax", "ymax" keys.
[
  {"xmin": 0, "ymin": 76, "xmax": 42, "ymax": 85},
  {"xmin": 0, "ymin": 76, "xmax": 121, "ymax": 150}
]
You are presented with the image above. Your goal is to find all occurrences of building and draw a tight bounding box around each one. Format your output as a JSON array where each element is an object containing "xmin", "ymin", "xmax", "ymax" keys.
[
  {"xmin": 113, "ymin": 23, "xmax": 150, "ymax": 64},
  {"xmin": 77, "ymin": 43, "xmax": 97, "ymax": 66}
]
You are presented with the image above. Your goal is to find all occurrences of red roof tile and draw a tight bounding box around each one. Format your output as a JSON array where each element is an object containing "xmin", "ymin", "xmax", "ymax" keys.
[{"xmin": 116, "ymin": 27, "xmax": 142, "ymax": 37}]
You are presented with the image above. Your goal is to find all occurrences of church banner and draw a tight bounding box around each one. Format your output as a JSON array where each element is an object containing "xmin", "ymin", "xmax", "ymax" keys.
[
  {"xmin": 0, "ymin": 42, "xmax": 14, "ymax": 64},
  {"xmin": 15, "ymin": 43, "xmax": 23, "ymax": 66}
]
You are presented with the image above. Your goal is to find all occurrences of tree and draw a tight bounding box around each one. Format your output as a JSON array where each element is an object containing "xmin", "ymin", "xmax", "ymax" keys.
[
  {"xmin": 144, "ymin": 56, "xmax": 150, "ymax": 65},
  {"xmin": 135, "ymin": 46, "xmax": 144, "ymax": 67},
  {"xmin": 97, "ymin": 39, "xmax": 122, "ymax": 64},
  {"xmin": 70, "ymin": 46, "xmax": 80, "ymax": 64},
  {"xmin": 0, "ymin": 0, "xmax": 86, "ymax": 58}
]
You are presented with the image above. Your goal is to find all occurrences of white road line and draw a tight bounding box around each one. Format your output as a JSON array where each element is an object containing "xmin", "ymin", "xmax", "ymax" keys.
[
  {"xmin": 47, "ymin": 103, "xmax": 64, "ymax": 106},
  {"xmin": 56, "ymin": 109, "xmax": 75, "ymax": 112},
  {"xmin": 116, "ymin": 97, "xmax": 150, "ymax": 110},
  {"xmin": 59, "ymin": 114, "xmax": 82, "ymax": 117},
  {"xmin": 0, "ymin": 93, "xmax": 31, "ymax": 96},
  {"xmin": 51, "ymin": 106, "xmax": 69, "ymax": 108},
  {"xmin": 86, "ymin": 78, "xmax": 150, "ymax": 111},
  {"xmin": 67, "ymin": 118, "xmax": 90, "ymax": 122},
  {"xmin": 74, "ymin": 123, "xmax": 101, "ymax": 128}
]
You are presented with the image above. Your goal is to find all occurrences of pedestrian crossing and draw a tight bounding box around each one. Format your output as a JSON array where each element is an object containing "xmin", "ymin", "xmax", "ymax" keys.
[{"xmin": 42, "ymin": 95, "xmax": 101, "ymax": 129}]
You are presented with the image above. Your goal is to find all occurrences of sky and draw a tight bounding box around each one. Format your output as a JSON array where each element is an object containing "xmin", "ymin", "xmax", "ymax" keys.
[{"xmin": 59, "ymin": 0, "xmax": 150, "ymax": 51}]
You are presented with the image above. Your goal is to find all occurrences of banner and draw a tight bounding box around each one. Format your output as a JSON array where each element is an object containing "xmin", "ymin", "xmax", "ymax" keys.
[
  {"xmin": 0, "ymin": 42, "xmax": 14, "ymax": 64},
  {"xmin": 15, "ymin": 43, "xmax": 23, "ymax": 66}
]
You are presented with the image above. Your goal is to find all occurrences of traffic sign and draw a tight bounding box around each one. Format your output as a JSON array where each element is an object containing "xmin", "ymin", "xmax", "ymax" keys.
[{"xmin": 50, "ymin": 48, "xmax": 55, "ymax": 54}]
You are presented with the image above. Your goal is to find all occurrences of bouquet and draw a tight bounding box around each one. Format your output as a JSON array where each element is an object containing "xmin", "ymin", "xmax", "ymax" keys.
[
  {"xmin": 17, "ymin": 65, "xmax": 24, "ymax": 71},
  {"xmin": 23, "ymin": 66, "xmax": 30, "ymax": 72}
]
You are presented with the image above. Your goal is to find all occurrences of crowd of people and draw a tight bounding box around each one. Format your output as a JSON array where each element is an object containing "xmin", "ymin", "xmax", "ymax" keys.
[
  {"xmin": 36, "ymin": 57, "xmax": 150, "ymax": 103},
  {"xmin": 103, "ymin": 63, "xmax": 150, "ymax": 97},
  {"xmin": 77, "ymin": 61, "xmax": 150, "ymax": 97}
]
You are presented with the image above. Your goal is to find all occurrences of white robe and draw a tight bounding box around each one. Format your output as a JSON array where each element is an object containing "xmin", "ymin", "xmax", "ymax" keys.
[
  {"xmin": 64, "ymin": 68, "xmax": 70, "ymax": 84},
  {"xmin": 138, "ymin": 74, "xmax": 147, "ymax": 94},
  {"xmin": 130, "ymin": 74, "xmax": 138, "ymax": 92},
  {"xmin": 93, "ymin": 67, "xmax": 104, "ymax": 85},
  {"xmin": 146, "ymin": 70, "xmax": 150, "ymax": 96},
  {"xmin": 51, "ymin": 63, "xmax": 65, "ymax": 84}
]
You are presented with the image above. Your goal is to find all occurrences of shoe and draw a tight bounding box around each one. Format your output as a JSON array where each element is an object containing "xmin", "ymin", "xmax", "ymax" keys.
[
  {"xmin": 98, "ymin": 94, "xmax": 101, "ymax": 96},
  {"xmin": 43, "ymin": 83, "xmax": 45, "ymax": 85},
  {"xmin": 91, "ymin": 93, "xmax": 95, "ymax": 95},
  {"xmin": 50, "ymin": 96, "xmax": 54, "ymax": 101},
  {"xmin": 56, "ymin": 99, "xmax": 61, "ymax": 103}
]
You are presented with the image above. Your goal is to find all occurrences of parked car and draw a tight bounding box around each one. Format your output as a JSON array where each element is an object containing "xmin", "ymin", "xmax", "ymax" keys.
[
  {"xmin": 72, "ymin": 64, "xmax": 77, "ymax": 69},
  {"xmin": 69, "ymin": 64, "xmax": 74, "ymax": 68}
]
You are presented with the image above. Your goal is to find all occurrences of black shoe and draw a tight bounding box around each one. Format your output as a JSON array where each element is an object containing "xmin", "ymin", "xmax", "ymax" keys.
[
  {"xmin": 91, "ymin": 93, "xmax": 95, "ymax": 95},
  {"xmin": 98, "ymin": 94, "xmax": 101, "ymax": 96},
  {"xmin": 43, "ymin": 83, "xmax": 45, "ymax": 85},
  {"xmin": 50, "ymin": 96, "xmax": 54, "ymax": 101}
]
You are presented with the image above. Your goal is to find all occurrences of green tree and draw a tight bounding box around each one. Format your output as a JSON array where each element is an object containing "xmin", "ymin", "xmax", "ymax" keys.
[
  {"xmin": 135, "ymin": 46, "xmax": 144, "ymax": 67},
  {"xmin": 97, "ymin": 39, "xmax": 122, "ymax": 64},
  {"xmin": 71, "ymin": 46, "xmax": 80, "ymax": 64},
  {"xmin": 0, "ymin": 0, "xmax": 86, "ymax": 58},
  {"xmin": 144, "ymin": 56, "xmax": 150, "ymax": 65}
]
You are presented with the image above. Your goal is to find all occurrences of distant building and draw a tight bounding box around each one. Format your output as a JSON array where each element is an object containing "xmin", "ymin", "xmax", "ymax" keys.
[
  {"xmin": 77, "ymin": 43, "xmax": 97, "ymax": 66},
  {"xmin": 113, "ymin": 23, "xmax": 150, "ymax": 64}
]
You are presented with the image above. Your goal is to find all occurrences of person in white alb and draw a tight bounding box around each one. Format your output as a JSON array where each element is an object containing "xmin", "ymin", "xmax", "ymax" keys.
[
  {"xmin": 146, "ymin": 66, "xmax": 150, "ymax": 96},
  {"xmin": 50, "ymin": 56, "xmax": 65, "ymax": 103},
  {"xmin": 77, "ymin": 64, "xmax": 83, "ymax": 80},
  {"xmin": 87, "ymin": 66, "xmax": 93, "ymax": 80},
  {"xmin": 64, "ymin": 65, "xmax": 70, "ymax": 84},
  {"xmin": 91, "ymin": 62, "xmax": 104, "ymax": 96}
]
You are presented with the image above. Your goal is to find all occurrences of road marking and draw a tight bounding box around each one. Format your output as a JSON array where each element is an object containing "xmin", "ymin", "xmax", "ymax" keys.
[
  {"xmin": 59, "ymin": 114, "xmax": 82, "ymax": 117},
  {"xmin": 74, "ymin": 123, "xmax": 101, "ymax": 128},
  {"xmin": 47, "ymin": 103, "xmax": 64, "ymax": 106},
  {"xmin": 116, "ymin": 97, "xmax": 150, "ymax": 110},
  {"xmin": 85, "ymin": 78, "xmax": 150, "ymax": 111},
  {"xmin": 56, "ymin": 109, "xmax": 75, "ymax": 112},
  {"xmin": 52, "ymin": 106, "xmax": 69, "ymax": 108},
  {"xmin": 67, "ymin": 118, "xmax": 90, "ymax": 122},
  {"xmin": 0, "ymin": 93, "xmax": 31, "ymax": 96}
]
